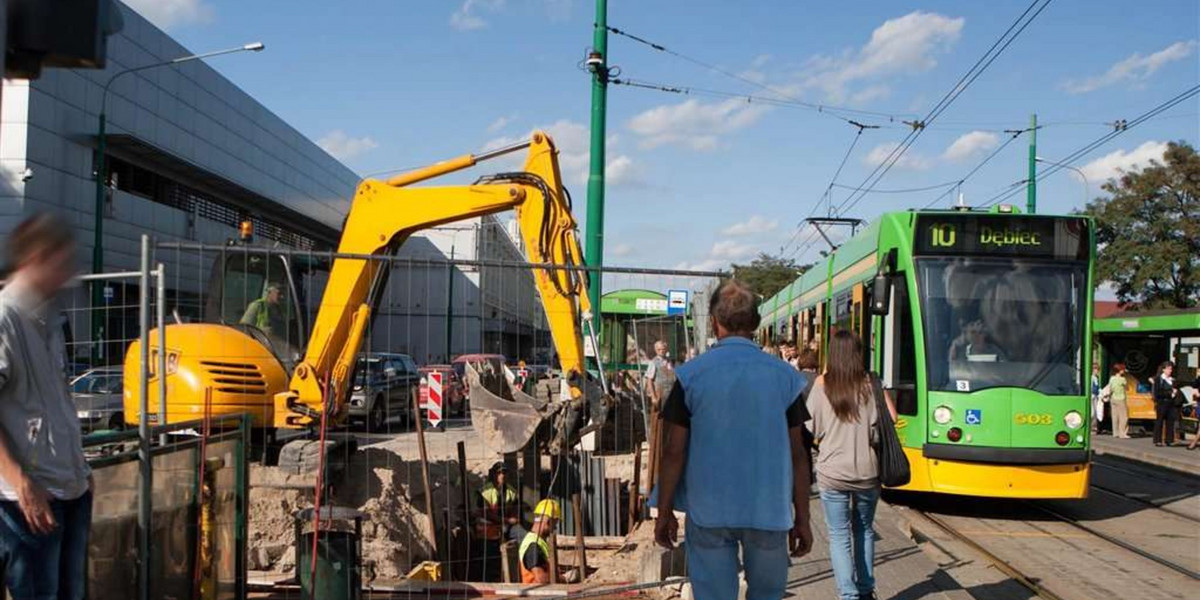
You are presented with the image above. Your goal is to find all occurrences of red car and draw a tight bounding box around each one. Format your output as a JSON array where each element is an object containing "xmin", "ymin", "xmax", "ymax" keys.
[{"xmin": 419, "ymin": 365, "xmax": 466, "ymax": 418}]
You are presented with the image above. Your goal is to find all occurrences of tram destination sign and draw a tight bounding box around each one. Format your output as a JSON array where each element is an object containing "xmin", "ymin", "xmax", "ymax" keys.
[{"xmin": 914, "ymin": 214, "xmax": 1089, "ymax": 260}]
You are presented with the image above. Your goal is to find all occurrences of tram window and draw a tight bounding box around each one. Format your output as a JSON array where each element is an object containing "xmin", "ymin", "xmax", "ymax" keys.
[{"xmin": 918, "ymin": 257, "xmax": 1087, "ymax": 395}]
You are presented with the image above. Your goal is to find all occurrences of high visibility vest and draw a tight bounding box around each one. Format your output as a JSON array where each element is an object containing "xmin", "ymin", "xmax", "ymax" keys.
[
  {"xmin": 478, "ymin": 484, "xmax": 518, "ymax": 540},
  {"xmin": 518, "ymin": 532, "xmax": 551, "ymax": 584}
]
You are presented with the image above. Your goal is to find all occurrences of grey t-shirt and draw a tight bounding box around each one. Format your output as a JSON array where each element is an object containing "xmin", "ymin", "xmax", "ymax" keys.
[
  {"xmin": 0, "ymin": 282, "xmax": 91, "ymax": 501},
  {"xmin": 805, "ymin": 376, "xmax": 879, "ymax": 492}
]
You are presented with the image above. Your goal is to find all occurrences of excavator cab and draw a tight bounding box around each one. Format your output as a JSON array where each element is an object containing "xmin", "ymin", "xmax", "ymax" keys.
[{"xmin": 202, "ymin": 250, "xmax": 320, "ymax": 371}]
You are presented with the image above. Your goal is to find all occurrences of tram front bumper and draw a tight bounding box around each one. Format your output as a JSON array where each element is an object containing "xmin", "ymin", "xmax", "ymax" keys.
[{"xmin": 895, "ymin": 446, "xmax": 1091, "ymax": 499}]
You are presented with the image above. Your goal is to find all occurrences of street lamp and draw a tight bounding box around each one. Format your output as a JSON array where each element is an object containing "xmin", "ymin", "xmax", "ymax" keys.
[
  {"xmin": 1035, "ymin": 156, "xmax": 1090, "ymax": 206},
  {"xmin": 90, "ymin": 42, "xmax": 264, "ymax": 359}
]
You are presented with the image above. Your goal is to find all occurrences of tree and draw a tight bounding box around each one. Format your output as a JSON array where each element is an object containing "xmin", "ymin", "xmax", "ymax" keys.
[
  {"xmin": 1083, "ymin": 141, "xmax": 1199, "ymax": 309},
  {"xmin": 731, "ymin": 253, "xmax": 810, "ymax": 299}
]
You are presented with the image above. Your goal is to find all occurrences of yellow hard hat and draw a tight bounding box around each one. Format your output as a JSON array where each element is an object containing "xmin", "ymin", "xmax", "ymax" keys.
[{"xmin": 533, "ymin": 499, "xmax": 561, "ymax": 521}]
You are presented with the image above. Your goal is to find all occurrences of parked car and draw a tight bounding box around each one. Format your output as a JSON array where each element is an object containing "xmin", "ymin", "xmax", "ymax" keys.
[
  {"xmin": 348, "ymin": 353, "xmax": 421, "ymax": 430},
  {"xmin": 418, "ymin": 365, "xmax": 466, "ymax": 418},
  {"xmin": 70, "ymin": 367, "xmax": 124, "ymax": 432}
]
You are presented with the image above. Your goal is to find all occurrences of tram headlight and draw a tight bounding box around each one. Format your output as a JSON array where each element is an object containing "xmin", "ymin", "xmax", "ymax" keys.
[
  {"xmin": 1064, "ymin": 411, "xmax": 1083, "ymax": 430},
  {"xmin": 933, "ymin": 406, "xmax": 953, "ymax": 425}
]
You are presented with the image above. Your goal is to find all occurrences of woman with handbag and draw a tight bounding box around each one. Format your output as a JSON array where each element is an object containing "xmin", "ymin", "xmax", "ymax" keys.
[
  {"xmin": 1152, "ymin": 361, "xmax": 1180, "ymax": 447},
  {"xmin": 806, "ymin": 329, "xmax": 898, "ymax": 600}
]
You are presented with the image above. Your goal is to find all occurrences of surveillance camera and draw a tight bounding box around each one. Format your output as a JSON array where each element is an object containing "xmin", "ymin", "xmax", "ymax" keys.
[{"xmin": 20, "ymin": 168, "xmax": 33, "ymax": 182}]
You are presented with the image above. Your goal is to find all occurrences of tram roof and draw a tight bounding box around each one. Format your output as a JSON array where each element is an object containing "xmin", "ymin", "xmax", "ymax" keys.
[{"xmin": 1094, "ymin": 307, "xmax": 1200, "ymax": 334}]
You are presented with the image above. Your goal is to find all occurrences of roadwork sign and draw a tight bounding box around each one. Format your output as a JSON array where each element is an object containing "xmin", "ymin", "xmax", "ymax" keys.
[{"xmin": 427, "ymin": 371, "xmax": 444, "ymax": 428}]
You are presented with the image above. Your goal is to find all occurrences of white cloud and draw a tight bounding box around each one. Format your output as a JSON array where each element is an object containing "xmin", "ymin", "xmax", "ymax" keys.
[
  {"xmin": 450, "ymin": 0, "xmax": 504, "ymax": 31},
  {"xmin": 1063, "ymin": 41, "xmax": 1197, "ymax": 94},
  {"xmin": 627, "ymin": 99, "xmax": 770, "ymax": 151},
  {"xmin": 125, "ymin": 0, "xmax": 214, "ymax": 30},
  {"xmin": 317, "ymin": 130, "xmax": 379, "ymax": 162},
  {"xmin": 722, "ymin": 215, "xmax": 779, "ymax": 236},
  {"xmin": 483, "ymin": 120, "xmax": 637, "ymax": 187},
  {"xmin": 863, "ymin": 142, "xmax": 934, "ymax": 170},
  {"xmin": 801, "ymin": 11, "xmax": 964, "ymax": 102},
  {"xmin": 609, "ymin": 243, "xmax": 635, "ymax": 258},
  {"xmin": 674, "ymin": 239, "xmax": 759, "ymax": 272},
  {"xmin": 943, "ymin": 131, "xmax": 1000, "ymax": 162},
  {"xmin": 1078, "ymin": 141, "xmax": 1168, "ymax": 184},
  {"xmin": 487, "ymin": 115, "xmax": 516, "ymax": 133}
]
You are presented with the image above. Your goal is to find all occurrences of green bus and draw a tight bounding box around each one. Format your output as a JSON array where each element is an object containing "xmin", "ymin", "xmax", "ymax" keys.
[
  {"xmin": 1094, "ymin": 308, "xmax": 1200, "ymax": 433},
  {"xmin": 759, "ymin": 206, "xmax": 1095, "ymax": 498}
]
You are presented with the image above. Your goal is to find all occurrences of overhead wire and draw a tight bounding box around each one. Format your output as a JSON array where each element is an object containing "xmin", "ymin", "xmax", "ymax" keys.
[
  {"xmin": 605, "ymin": 26, "xmax": 914, "ymax": 123},
  {"xmin": 779, "ymin": 121, "xmax": 878, "ymax": 258},
  {"xmin": 980, "ymin": 83, "xmax": 1200, "ymax": 208},
  {"xmin": 830, "ymin": 0, "xmax": 1054, "ymax": 218},
  {"xmin": 830, "ymin": 180, "xmax": 960, "ymax": 194},
  {"xmin": 920, "ymin": 127, "xmax": 1030, "ymax": 209}
]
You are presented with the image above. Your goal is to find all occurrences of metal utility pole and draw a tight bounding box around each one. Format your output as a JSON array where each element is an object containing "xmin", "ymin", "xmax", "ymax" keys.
[
  {"xmin": 584, "ymin": 0, "xmax": 609, "ymax": 335},
  {"xmin": 1026, "ymin": 113, "xmax": 1037, "ymax": 214},
  {"xmin": 446, "ymin": 244, "xmax": 455, "ymax": 361}
]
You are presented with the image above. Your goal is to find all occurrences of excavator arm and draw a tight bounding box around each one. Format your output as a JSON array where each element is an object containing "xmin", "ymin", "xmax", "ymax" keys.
[{"xmin": 274, "ymin": 132, "xmax": 602, "ymax": 452}]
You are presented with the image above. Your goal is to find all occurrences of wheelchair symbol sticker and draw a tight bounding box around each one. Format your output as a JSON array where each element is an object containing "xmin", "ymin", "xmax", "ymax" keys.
[{"xmin": 965, "ymin": 409, "xmax": 982, "ymax": 425}]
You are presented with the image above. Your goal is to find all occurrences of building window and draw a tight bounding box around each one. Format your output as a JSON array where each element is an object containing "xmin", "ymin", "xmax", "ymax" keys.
[{"xmin": 105, "ymin": 156, "xmax": 321, "ymax": 250}]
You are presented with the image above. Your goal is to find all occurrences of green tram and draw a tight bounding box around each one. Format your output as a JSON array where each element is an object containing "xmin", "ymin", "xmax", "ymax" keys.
[
  {"xmin": 759, "ymin": 207, "xmax": 1095, "ymax": 498},
  {"xmin": 1094, "ymin": 308, "xmax": 1200, "ymax": 433}
]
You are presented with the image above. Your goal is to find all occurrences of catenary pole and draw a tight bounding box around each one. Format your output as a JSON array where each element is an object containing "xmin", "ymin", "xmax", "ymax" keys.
[
  {"xmin": 1026, "ymin": 113, "xmax": 1037, "ymax": 213},
  {"xmin": 584, "ymin": 0, "xmax": 609, "ymax": 338}
]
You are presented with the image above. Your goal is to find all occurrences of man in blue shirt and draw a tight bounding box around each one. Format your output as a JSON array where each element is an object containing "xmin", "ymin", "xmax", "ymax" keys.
[{"xmin": 654, "ymin": 279, "xmax": 813, "ymax": 600}]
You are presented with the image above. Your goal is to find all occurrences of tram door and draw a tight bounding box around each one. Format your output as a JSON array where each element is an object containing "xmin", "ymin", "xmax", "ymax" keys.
[{"xmin": 879, "ymin": 275, "xmax": 918, "ymax": 418}]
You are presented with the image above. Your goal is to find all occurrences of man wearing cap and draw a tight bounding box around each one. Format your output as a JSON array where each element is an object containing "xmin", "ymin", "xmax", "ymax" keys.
[
  {"xmin": 519, "ymin": 499, "xmax": 562, "ymax": 584},
  {"xmin": 477, "ymin": 462, "xmax": 524, "ymax": 543},
  {"xmin": 240, "ymin": 283, "xmax": 287, "ymax": 339}
]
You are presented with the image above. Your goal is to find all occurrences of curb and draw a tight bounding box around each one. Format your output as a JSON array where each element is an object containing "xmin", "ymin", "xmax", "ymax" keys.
[{"xmin": 1092, "ymin": 445, "xmax": 1199, "ymax": 477}]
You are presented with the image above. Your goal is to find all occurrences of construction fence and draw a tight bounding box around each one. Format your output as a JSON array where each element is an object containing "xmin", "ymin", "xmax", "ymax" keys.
[{"xmin": 33, "ymin": 236, "xmax": 724, "ymax": 599}]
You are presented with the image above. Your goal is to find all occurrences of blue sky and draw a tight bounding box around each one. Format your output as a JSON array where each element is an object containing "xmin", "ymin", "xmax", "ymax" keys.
[{"xmin": 132, "ymin": 0, "xmax": 1197, "ymax": 273}]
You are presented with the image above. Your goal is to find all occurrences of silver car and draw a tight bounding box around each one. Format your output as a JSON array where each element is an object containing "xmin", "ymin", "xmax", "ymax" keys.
[
  {"xmin": 348, "ymin": 353, "xmax": 420, "ymax": 430},
  {"xmin": 70, "ymin": 367, "xmax": 125, "ymax": 432}
]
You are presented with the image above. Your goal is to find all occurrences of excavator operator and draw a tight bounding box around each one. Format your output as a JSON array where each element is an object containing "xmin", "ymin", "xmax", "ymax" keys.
[{"xmin": 240, "ymin": 283, "xmax": 286, "ymax": 339}]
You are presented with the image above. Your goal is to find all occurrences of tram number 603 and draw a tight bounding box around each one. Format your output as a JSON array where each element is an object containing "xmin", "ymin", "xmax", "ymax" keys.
[{"xmin": 1014, "ymin": 413, "xmax": 1052, "ymax": 425}]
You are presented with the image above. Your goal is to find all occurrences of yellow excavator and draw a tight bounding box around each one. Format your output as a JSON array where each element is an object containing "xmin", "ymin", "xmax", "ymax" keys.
[{"xmin": 124, "ymin": 132, "xmax": 610, "ymax": 470}]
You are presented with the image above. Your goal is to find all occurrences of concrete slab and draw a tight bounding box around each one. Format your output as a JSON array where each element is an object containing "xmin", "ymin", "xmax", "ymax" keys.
[
  {"xmin": 1092, "ymin": 434, "xmax": 1200, "ymax": 476},
  {"xmin": 785, "ymin": 497, "xmax": 968, "ymax": 600}
]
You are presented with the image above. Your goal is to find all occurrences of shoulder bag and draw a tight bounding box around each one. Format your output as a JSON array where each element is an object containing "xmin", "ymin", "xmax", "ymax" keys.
[{"xmin": 869, "ymin": 374, "xmax": 911, "ymax": 487}]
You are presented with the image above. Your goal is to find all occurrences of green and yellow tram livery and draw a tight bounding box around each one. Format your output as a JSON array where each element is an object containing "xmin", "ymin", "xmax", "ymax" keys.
[{"xmin": 760, "ymin": 207, "xmax": 1095, "ymax": 499}]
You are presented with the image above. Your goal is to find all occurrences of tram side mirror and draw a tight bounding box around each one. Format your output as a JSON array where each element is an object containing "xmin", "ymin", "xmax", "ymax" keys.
[{"xmin": 870, "ymin": 273, "xmax": 891, "ymax": 316}]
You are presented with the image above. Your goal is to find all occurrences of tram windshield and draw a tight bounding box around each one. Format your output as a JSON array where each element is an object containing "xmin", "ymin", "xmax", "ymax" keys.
[{"xmin": 918, "ymin": 258, "xmax": 1087, "ymax": 395}]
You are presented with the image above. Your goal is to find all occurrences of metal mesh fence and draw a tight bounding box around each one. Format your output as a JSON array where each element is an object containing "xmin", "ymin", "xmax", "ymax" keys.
[{"xmin": 143, "ymin": 240, "xmax": 722, "ymax": 596}]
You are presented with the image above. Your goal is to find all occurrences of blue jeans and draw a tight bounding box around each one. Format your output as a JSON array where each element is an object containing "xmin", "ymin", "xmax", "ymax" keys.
[
  {"xmin": 819, "ymin": 488, "xmax": 879, "ymax": 600},
  {"xmin": 0, "ymin": 491, "xmax": 92, "ymax": 600},
  {"xmin": 685, "ymin": 520, "xmax": 790, "ymax": 600}
]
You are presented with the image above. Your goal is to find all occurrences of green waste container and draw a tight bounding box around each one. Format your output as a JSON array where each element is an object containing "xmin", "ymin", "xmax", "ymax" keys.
[{"xmin": 294, "ymin": 506, "xmax": 364, "ymax": 600}]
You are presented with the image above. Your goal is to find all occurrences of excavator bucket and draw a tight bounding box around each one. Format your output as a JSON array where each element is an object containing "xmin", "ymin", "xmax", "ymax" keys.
[
  {"xmin": 467, "ymin": 362, "xmax": 548, "ymax": 455},
  {"xmin": 469, "ymin": 383, "xmax": 544, "ymax": 455}
]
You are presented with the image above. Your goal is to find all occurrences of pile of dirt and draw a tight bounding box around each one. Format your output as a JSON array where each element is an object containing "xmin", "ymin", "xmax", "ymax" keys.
[{"xmin": 248, "ymin": 445, "xmax": 467, "ymax": 582}]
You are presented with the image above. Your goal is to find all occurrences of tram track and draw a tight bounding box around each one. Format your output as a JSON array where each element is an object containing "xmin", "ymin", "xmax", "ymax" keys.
[
  {"xmin": 913, "ymin": 510, "xmax": 1068, "ymax": 600},
  {"xmin": 1021, "ymin": 500, "xmax": 1200, "ymax": 581},
  {"xmin": 907, "ymin": 495, "xmax": 1198, "ymax": 600},
  {"xmin": 1087, "ymin": 482, "xmax": 1200, "ymax": 525}
]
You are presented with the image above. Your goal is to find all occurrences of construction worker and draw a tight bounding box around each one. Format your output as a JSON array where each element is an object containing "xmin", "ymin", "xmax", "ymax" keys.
[
  {"xmin": 519, "ymin": 499, "xmax": 561, "ymax": 584},
  {"xmin": 240, "ymin": 283, "xmax": 287, "ymax": 339},
  {"xmin": 476, "ymin": 462, "xmax": 524, "ymax": 543}
]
